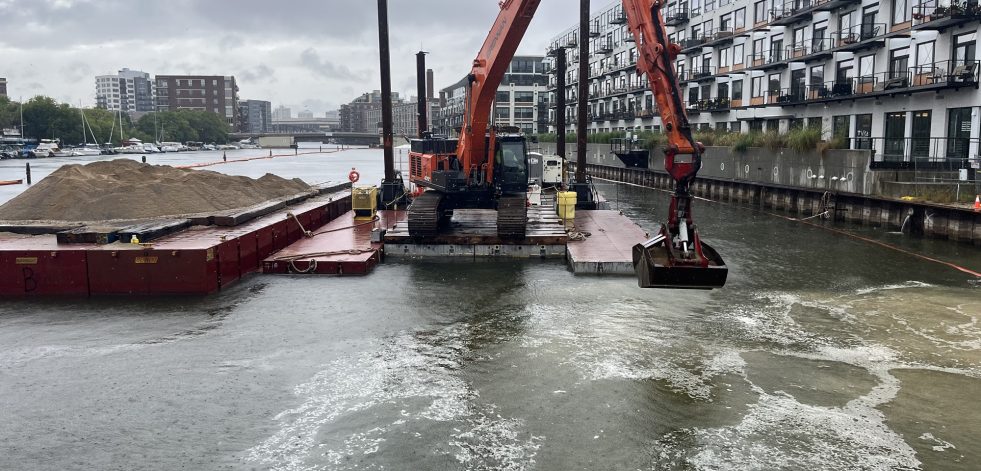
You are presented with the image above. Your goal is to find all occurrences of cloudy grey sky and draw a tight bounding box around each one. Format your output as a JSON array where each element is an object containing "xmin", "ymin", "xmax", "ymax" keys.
[{"xmin": 0, "ymin": 0, "xmax": 590, "ymax": 115}]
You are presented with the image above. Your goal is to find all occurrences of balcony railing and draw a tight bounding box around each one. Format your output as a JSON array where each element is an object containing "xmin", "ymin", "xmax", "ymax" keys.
[
  {"xmin": 596, "ymin": 40, "xmax": 614, "ymax": 54},
  {"xmin": 799, "ymin": 61, "xmax": 979, "ymax": 101},
  {"xmin": 831, "ymin": 23, "xmax": 885, "ymax": 49},
  {"xmin": 784, "ymin": 37, "xmax": 832, "ymax": 59},
  {"xmin": 867, "ymin": 137, "xmax": 980, "ymax": 170},
  {"xmin": 665, "ymin": 7, "xmax": 690, "ymax": 25},
  {"xmin": 679, "ymin": 36, "xmax": 709, "ymax": 52},
  {"xmin": 748, "ymin": 49, "xmax": 786, "ymax": 68},
  {"xmin": 913, "ymin": 0, "xmax": 981, "ymax": 29}
]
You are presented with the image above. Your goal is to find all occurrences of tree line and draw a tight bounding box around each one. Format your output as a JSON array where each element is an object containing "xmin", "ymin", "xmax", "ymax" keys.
[{"xmin": 0, "ymin": 96, "xmax": 230, "ymax": 145}]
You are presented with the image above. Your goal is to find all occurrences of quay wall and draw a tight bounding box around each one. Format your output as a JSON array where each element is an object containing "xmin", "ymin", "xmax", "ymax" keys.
[{"xmin": 540, "ymin": 143, "xmax": 981, "ymax": 245}]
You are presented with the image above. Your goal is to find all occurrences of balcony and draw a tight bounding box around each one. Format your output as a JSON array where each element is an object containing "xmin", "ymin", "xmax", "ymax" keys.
[
  {"xmin": 679, "ymin": 36, "xmax": 709, "ymax": 54},
  {"xmin": 913, "ymin": 0, "xmax": 981, "ymax": 31},
  {"xmin": 765, "ymin": 87, "xmax": 807, "ymax": 105},
  {"xmin": 787, "ymin": 61, "xmax": 980, "ymax": 105},
  {"xmin": 665, "ymin": 7, "xmax": 690, "ymax": 26},
  {"xmin": 611, "ymin": 11, "xmax": 627, "ymax": 24},
  {"xmin": 770, "ymin": 0, "xmax": 862, "ymax": 26},
  {"xmin": 589, "ymin": 20, "xmax": 601, "ymax": 37},
  {"xmin": 683, "ymin": 67, "xmax": 718, "ymax": 82},
  {"xmin": 748, "ymin": 49, "xmax": 788, "ymax": 70},
  {"xmin": 831, "ymin": 23, "xmax": 887, "ymax": 52},
  {"xmin": 596, "ymin": 40, "xmax": 614, "ymax": 54},
  {"xmin": 790, "ymin": 39, "xmax": 834, "ymax": 62},
  {"xmin": 703, "ymin": 28, "xmax": 736, "ymax": 48}
]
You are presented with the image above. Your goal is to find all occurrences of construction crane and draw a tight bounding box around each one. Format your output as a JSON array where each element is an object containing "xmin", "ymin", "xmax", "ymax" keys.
[{"xmin": 406, "ymin": 0, "xmax": 726, "ymax": 288}]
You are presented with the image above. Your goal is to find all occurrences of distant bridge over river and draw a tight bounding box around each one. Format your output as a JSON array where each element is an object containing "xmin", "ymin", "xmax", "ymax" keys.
[{"xmin": 229, "ymin": 132, "xmax": 382, "ymax": 147}]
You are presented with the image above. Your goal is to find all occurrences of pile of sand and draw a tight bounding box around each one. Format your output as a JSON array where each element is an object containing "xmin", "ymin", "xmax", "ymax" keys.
[{"xmin": 0, "ymin": 159, "xmax": 311, "ymax": 222}]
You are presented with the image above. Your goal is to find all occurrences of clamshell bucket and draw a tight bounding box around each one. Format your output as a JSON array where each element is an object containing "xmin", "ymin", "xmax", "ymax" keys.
[{"xmin": 632, "ymin": 228, "xmax": 728, "ymax": 290}]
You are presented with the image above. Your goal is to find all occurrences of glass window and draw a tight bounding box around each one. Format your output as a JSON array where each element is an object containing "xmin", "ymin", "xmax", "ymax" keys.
[
  {"xmin": 911, "ymin": 110, "xmax": 931, "ymax": 159},
  {"xmin": 833, "ymin": 115, "xmax": 850, "ymax": 142},
  {"xmin": 954, "ymin": 32, "xmax": 977, "ymax": 66},
  {"xmin": 859, "ymin": 55, "xmax": 875, "ymax": 77},
  {"xmin": 754, "ymin": 1, "xmax": 766, "ymax": 24},
  {"xmin": 720, "ymin": 13, "xmax": 733, "ymax": 31},
  {"xmin": 915, "ymin": 41, "xmax": 934, "ymax": 67},
  {"xmin": 514, "ymin": 91, "xmax": 534, "ymax": 103},
  {"xmin": 768, "ymin": 73, "xmax": 781, "ymax": 94},
  {"xmin": 855, "ymin": 114, "xmax": 872, "ymax": 149},
  {"xmin": 734, "ymin": 8, "xmax": 746, "ymax": 29},
  {"xmin": 732, "ymin": 79, "xmax": 744, "ymax": 100},
  {"xmin": 889, "ymin": 47, "xmax": 909, "ymax": 79},
  {"xmin": 884, "ymin": 112, "xmax": 907, "ymax": 160},
  {"xmin": 734, "ymin": 44, "xmax": 745, "ymax": 64},
  {"xmin": 947, "ymin": 107, "xmax": 973, "ymax": 159},
  {"xmin": 892, "ymin": 0, "xmax": 910, "ymax": 25},
  {"xmin": 751, "ymin": 76, "xmax": 764, "ymax": 97},
  {"xmin": 810, "ymin": 65, "xmax": 824, "ymax": 86}
]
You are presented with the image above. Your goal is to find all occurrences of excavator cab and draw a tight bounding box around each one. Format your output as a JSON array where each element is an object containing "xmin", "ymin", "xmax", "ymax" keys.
[{"xmin": 492, "ymin": 135, "xmax": 529, "ymax": 195}]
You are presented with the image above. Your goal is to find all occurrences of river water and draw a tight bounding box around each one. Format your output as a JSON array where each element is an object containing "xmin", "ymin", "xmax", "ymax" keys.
[{"xmin": 0, "ymin": 149, "xmax": 979, "ymax": 470}]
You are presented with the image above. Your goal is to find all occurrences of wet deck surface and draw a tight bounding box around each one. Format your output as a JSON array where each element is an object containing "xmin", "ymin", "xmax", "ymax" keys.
[
  {"xmin": 384, "ymin": 206, "xmax": 569, "ymax": 258},
  {"xmin": 261, "ymin": 211, "xmax": 399, "ymax": 275},
  {"xmin": 567, "ymin": 210, "xmax": 649, "ymax": 275}
]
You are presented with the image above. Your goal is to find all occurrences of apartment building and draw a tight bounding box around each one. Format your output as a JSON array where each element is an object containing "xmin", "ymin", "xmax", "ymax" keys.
[
  {"xmin": 546, "ymin": 5, "xmax": 662, "ymax": 136},
  {"xmin": 0, "ymin": 77, "xmax": 7, "ymax": 98},
  {"xmin": 238, "ymin": 99, "xmax": 272, "ymax": 134},
  {"xmin": 95, "ymin": 68, "xmax": 155, "ymax": 112},
  {"xmin": 435, "ymin": 56, "xmax": 549, "ymax": 136},
  {"xmin": 155, "ymin": 75, "xmax": 239, "ymax": 127},
  {"xmin": 547, "ymin": 0, "xmax": 981, "ymax": 168},
  {"xmin": 366, "ymin": 97, "xmax": 441, "ymax": 137}
]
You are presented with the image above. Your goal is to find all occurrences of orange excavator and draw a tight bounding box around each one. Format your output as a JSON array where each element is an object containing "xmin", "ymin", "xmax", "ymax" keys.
[{"xmin": 407, "ymin": 0, "xmax": 727, "ymax": 289}]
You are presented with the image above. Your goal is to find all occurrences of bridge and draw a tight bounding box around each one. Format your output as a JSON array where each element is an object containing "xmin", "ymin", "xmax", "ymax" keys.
[{"xmin": 229, "ymin": 132, "xmax": 382, "ymax": 147}]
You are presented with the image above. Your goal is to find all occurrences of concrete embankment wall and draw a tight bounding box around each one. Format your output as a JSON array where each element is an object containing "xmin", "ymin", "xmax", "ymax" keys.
[{"xmin": 537, "ymin": 143, "xmax": 981, "ymax": 245}]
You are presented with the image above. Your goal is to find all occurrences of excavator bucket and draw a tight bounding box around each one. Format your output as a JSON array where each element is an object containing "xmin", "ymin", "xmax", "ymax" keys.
[{"xmin": 632, "ymin": 228, "xmax": 728, "ymax": 290}]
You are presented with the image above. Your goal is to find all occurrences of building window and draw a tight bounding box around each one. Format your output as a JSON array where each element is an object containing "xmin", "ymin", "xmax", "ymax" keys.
[
  {"xmin": 732, "ymin": 79, "xmax": 743, "ymax": 101},
  {"xmin": 954, "ymin": 32, "xmax": 977, "ymax": 66},
  {"xmin": 884, "ymin": 112, "xmax": 907, "ymax": 160},
  {"xmin": 754, "ymin": 1, "xmax": 766, "ymax": 25},
  {"xmin": 892, "ymin": 0, "xmax": 910, "ymax": 26},
  {"xmin": 888, "ymin": 47, "xmax": 909, "ymax": 79},
  {"xmin": 855, "ymin": 114, "xmax": 872, "ymax": 149},
  {"xmin": 496, "ymin": 91, "xmax": 510, "ymax": 103},
  {"xmin": 514, "ymin": 91, "xmax": 534, "ymax": 103},
  {"xmin": 911, "ymin": 111, "xmax": 931, "ymax": 159},
  {"xmin": 833, "ymin": 115, "xmax": 850, "ymax": 145},
  {"xmin": 767, "ymin": 73, "xmax": 781, "ymax": 97},
  {"xmin": 495, "ymin": 106, "xmax": 510, "ymax": 120},
  {"xmin": 733, "ymin": 44, "xmax": 745, "ymax": 65},
  {"xmin": 734, "ymin": 8, "xmax": 746, "ymax": 30},
  {"xmin": 947, "ymin": 108, "xmax": 973, "ymax": 159},
  {"xmin": 720, "ymin": 13, "xmax": 733, "ymax": 31},
  {"xmin": 751, "ymin": 76, "xmax": 763, "ymax": 97},
  {"xmin": 808, "ymin": 117, "xmax": 822, "ymax": 130}
]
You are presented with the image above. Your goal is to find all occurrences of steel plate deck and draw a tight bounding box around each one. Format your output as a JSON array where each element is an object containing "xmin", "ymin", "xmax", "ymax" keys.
[
  {"xmin": 261, "ymin": 211, "xmax": 401, "ymax": 275},
  {"xmin": 567, "ymin": 210, "xmax": 649, "ymax": 275},
  {"xmin": 384, "ymin": 206, "xmax": 568, "ymax": 246}
]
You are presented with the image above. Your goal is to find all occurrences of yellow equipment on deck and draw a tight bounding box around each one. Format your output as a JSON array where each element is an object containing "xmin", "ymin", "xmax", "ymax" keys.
[
  {"xmin": 353, "ymin": 186, "xmax": 379, "ymax": 220},
  {"xmin": 557, "ymin": 191, "xmax": 577, "ymax": 222}
]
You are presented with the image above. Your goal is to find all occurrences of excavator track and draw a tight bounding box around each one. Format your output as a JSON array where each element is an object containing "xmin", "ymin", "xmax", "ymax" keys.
[
  {"xmin": 407, "ymin": 191, "xmax": 444, "ymax": 238},
  {"xmin": 496, "ymin": 195, "xmax": 528, "ymax": 239}
]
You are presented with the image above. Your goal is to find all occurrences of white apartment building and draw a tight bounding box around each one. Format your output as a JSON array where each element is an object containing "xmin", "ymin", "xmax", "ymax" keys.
[
  {"xmin": 95, "ymin": 68, "xmax": 155, "ymax": 112},
  {"xmin": 436, "ymin": 56, "xmax": 549, "ymax": 136},
  {"xmin": 548, "ymin": 0, "xmax": 981, "ymax": 169}
]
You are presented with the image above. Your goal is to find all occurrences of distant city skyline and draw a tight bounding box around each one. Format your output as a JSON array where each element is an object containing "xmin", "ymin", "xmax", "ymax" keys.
[{"xmin": 0, "ymin": 1, "xmax": 581, "ymax": 115}]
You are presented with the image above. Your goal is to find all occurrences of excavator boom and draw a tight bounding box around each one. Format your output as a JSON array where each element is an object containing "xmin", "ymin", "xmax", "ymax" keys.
[{"xmin": 621, "ymin": 0, "xmax": 728, "ymax": 289}]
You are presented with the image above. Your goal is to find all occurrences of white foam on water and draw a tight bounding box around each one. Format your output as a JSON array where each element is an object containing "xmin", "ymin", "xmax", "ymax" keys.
[
  {"xmin": 919, "ymin": 433, "xmax": 957, "ymax": 452},
  {"xmin": 855, "ymin": 281, "xmax": 933, "ymax": 295},
  {"xmin": 450, "ymin": 407, "xmax": 544, "ymax": 471},
  {"xmin": 245, "ymin": 324, "xmax": 542, "ymax": 471}
]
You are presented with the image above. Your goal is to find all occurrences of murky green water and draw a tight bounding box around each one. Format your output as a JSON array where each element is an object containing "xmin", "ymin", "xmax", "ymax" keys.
[{"xmin": 0, "ymin": 173, "xmax": 978, "ymax": 470}]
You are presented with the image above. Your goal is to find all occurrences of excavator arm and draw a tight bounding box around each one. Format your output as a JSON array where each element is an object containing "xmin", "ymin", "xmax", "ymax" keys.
[
  {"xmin": 457, "ymin": 0, "xmax": 542, "ymax": 184},
  {"xmin": 622, "ymin": 0, "xmax": 728, "ymax": 289}
]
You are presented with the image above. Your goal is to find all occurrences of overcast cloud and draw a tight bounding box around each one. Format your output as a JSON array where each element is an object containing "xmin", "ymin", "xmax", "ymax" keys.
[{"xmin": 0, "ymin": 0, "xmax": 587, "ymax": 115}]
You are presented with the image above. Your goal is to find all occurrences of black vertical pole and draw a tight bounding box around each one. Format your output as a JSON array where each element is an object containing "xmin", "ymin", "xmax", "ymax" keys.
[
  {"xmin": 378, "ymin": 0, "xmax": 395, "ymax": 183},
  {"xmin": 576, "ymin": 0, "xmax": 589, "ymax": 183},
  {"xmin": 416, "ymin": 51, "xmax": 428, "ymax": 138},
  {"xmin": 25, "ymin": 162, "xmax": 31, "ymax": 185},
  {"xmin": 555, "ymin": 50, "xmax": 567, "ymax": 158}
]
